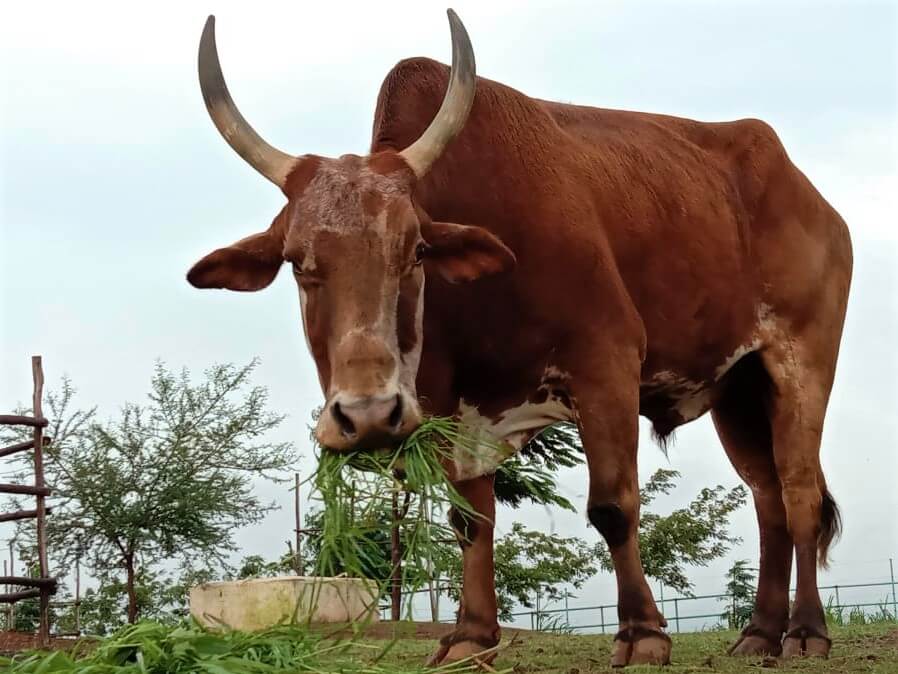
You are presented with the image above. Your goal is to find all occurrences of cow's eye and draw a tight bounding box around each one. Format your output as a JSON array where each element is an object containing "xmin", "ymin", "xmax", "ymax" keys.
[
  {"xmin": 414, "ymin": 242, "xmax": 428, "ymax": 265},
  {"xmin": 292, "ymin": 265, "xmax": 303, "ymax": 276}
]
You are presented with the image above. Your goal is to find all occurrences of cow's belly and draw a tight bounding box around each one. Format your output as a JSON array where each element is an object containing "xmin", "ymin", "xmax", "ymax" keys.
[
  {"xmin": 638, "ymin": 371, "xmax": 717, "ymax": 438},
  {"xmin": 445, "ymin": 304, "xmax": 775, "ymax": 479},
  {"xmin": 638, "ymin": 304, "xmax": 774, "ymax": 436}
]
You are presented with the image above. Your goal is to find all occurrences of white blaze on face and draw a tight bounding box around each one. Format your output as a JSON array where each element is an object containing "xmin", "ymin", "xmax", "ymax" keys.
[
  {"xmin": 397, "ymin": 271, "xmax": 425, "ymax": 399},
  {"xmin": 296, "ymin": 284, "xmax": 312, "ymax": 351}
]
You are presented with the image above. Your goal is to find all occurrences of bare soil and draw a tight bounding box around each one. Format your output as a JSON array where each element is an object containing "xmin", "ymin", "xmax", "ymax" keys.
[
  {"xmin": 309, "ymin": 619, "xmax": 530, "ymax": 641},
  {"xmin": 0, "ymin": 630, "xmax": 85, "ymax": 655}
]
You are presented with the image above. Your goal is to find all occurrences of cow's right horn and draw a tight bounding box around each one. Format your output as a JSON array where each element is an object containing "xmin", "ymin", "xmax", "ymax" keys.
[
  {"xmin": 198, "ymin": 16, "xmax": 295, "ymax": 188},
  {"xmin": 399, "ymin": 9, "xmax": 477, "ymax": 178}
]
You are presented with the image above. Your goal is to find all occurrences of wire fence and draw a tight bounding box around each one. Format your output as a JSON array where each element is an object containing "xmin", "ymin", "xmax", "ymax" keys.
[
  {"xmin": 508, "ymin": 579, "xmax": 898, "ymax": 634},
  {"xmin": 386, "ymin": 559, "xmax": 898, "ymax": 634}
]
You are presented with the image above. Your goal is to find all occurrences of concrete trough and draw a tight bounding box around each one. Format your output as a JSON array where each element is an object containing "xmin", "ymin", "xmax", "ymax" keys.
[{"xmin": 189, "ymin": 575, "xmax": 380, "ymax": 631}]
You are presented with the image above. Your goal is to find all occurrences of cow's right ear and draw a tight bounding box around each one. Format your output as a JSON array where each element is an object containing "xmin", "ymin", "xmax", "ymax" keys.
[{"xmin": 187, "ymin": 229, "xmax": 283, "ymax": 292}]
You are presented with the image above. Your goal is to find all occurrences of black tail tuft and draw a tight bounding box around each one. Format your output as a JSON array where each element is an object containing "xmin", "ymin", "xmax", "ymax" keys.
[
  {"xmin": 650, "ymin": 423, "xmax": 676, "ymax": 457},
  {"xmin": 818, "ymin": 488, "xmax": 842, "ymax": 569}
]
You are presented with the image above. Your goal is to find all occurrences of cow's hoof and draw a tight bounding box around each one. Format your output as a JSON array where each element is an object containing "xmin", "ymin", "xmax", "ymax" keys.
[
  {"xmin": 727, "ymin": 624, "xmax": 783, "ymax": 656},
  {"xmin": 425, "ymin": 626, "xmax": 500, "ymax": 669},
  {"xmin": 729, "ymin": 634, "xmax": 781, "ymax": 656},
  {"xmin": 426, "ymin": 640, "xmax": 498, "ymax": 668},
  {"xmin": 782, "ymin": 627, "xmax": 831, "ymax": 658},
  {"xmin": 610, "ymin": 625, "xmax": 671, "ymax": 667}
]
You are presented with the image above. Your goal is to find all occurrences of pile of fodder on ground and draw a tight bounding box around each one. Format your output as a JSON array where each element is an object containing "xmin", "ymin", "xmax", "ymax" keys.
[{"xmin": 1, "ymin": 621, "xmax": 484, "ymax": 673}]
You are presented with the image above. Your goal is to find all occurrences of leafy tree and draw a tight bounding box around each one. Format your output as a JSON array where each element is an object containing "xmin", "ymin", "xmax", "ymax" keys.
[
  {"xmin": 436, "ymin": 522, "xmax": 601, "ymax": 621},
  {"xmin": 505, "ymin": 425, "xmax": 748, "ymax": 599},
  {"xmin": 495, "ymin": 423, "xmax": 583, "ymax": 511},
  {"xmin": 234, "ymin": 552, "xmax": 297, "ymax": 580},
  {"xmin": 300, "ymin": 507, "xmax": 394, "ymax": 586},
  {"xmin": 2, "ymin": 361, "xmax": 298, "ymax": 625},
  {"xmin": 720, "ymin": 559, "xmax": 756, "ymax": 629},
  {"xmin": 594, "ymin": 468, "xmax": 748, "ymax": 595}
]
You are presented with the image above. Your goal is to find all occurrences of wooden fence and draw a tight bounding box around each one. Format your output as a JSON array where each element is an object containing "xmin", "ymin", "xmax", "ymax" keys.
[{"xmin": 0, "ymin": 356, "xmax": 57, "ymax": 646}]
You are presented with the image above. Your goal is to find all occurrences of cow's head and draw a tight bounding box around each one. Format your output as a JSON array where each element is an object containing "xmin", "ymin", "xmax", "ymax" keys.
[{"xmin": 187, "ymin": 11, "xmax": 515, "ymax": 451}]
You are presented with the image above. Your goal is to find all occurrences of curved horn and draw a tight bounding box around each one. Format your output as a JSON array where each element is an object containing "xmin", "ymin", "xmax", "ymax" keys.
[
  {"xmin": 198, "ymin": 16, "xmax": 295, "ymax": 187},
  {"xmin": 399, "ymin": 9, "xmax": 476, "ymax": 178}
]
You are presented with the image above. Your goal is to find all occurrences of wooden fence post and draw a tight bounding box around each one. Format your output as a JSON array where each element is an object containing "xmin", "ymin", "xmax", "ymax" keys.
[
  {"xmin": 0, "ymin": 356, "xmax": 57, "ymax": 645},
  {"xmin": 32, "ymin": 356, "xmax": 51, "ymax": 647}
]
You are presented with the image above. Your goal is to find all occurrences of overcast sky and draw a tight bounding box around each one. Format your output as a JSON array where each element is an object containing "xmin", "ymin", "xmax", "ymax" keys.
[{"xmin": 2, "ymin": 1, "xmax": 896, "ymax": 626}]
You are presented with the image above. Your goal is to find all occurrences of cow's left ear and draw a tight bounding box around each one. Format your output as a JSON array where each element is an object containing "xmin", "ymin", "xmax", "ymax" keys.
[{"xmin": 420, "ymin": 221, "xmax": 516, "ymax": 283}]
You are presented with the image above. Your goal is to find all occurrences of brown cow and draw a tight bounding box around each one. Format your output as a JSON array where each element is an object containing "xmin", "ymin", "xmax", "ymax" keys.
[{"xmin": 187, "ymin": 10, "xmax": 851, "ymax": 667}]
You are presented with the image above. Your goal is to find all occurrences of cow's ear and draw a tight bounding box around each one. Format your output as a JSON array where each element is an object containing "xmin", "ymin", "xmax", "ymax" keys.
[
  {"xmin": 187, "ymin": 229, "xmax": 283, "ymax": 291},
  {"xmin": 420, "ymin": 221, "xmax": 516, "ymax": 284}
]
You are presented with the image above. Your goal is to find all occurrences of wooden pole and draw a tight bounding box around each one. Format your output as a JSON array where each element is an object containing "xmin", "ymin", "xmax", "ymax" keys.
[
  {"xmin": 390, "ymin": 489, "xmax": 402, "ymax": 621},
  {"xmin": 74, "ymin": 558, "xmax": 81, "ymax": 636},
  {"xmin": 2, "ymin": 559, "xmax": 7, "ymax": 629},
  {"xmin": 890, "ymin": 558, "xmax": 897, "ymax": 620},
  {"xmin": 32, "ymin": 356, "xmax": 50, "ymax": 647},
  {"xmin": 422, "ymin": 494, "xmax": 438, "ymax": 622},
  {"xmin": 294, "ymin": 473, "xmax": 302, "ymax": 576},
  {"xmin": 8, "ymin": 539, "xmax": 15, "ymax": 629}
]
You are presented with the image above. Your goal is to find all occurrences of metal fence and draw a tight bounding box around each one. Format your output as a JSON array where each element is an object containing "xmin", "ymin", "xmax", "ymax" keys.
[
  {"xmin": 509, "ymin": 575, "xmax": 898, "ymax": 634},
  {"xmin": 384, "ymin": 560, "xmax": 898, "ymax": 634}
]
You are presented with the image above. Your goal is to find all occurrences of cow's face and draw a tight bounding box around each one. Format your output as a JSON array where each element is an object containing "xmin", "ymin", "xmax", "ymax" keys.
[
  {"xmin": 186, "ymin": 10, "xmax": 512, "ymax": 450},
  {"xmin": 188, "ymin": 151, "xmax": 513, "ymax": 449}
]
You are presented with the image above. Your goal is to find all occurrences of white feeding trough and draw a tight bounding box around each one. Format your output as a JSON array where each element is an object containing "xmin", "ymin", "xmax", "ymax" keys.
[{"xmin": 189, "ymin": 576, "xmax": 380, "ymax": 631}]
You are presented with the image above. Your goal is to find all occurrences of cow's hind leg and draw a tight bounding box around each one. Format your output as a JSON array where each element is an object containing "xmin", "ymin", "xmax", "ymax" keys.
[
  {"xmin": 572, "ymin": 345, "xmax": 671, "ymax": 667},
  {"xmin": 712, "ymin": 353, "xmax": 791, "ymax": 656},
  {"xmin": 760, "ymin": 341, "xmax": 841, "ymax": 658},
  {"xmin": 426, "ymin": 473, "xmax": 500, "ymax": 667}
]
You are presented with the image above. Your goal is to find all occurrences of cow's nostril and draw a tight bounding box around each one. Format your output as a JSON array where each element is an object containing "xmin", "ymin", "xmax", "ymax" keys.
[
  {"xmin": 388, "ymin": 394, "xmax": 403, "ymax": 429},
  {"xmin": 331, "ymin": 402, "xmax": 356, "ymax": 437}
]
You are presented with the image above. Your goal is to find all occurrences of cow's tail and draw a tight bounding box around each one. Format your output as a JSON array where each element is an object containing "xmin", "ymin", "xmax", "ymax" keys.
[{"xmin": 817, "ymin": 484, "xmax": 842, "ymax": 569}]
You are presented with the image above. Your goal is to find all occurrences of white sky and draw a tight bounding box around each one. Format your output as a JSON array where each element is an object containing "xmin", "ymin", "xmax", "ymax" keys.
[{"xmin": 2, "ymin": 0, "xmax": 897, "ymax": 627}]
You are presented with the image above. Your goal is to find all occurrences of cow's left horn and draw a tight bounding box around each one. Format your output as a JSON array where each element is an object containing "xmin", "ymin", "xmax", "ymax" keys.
[
  {"xmin": 198, "ymin": 16, "xmax": 295, "ymax": 188},
  {"xmin": 399, "ymin": 9, "xmax": 476, "ymax": 178}
]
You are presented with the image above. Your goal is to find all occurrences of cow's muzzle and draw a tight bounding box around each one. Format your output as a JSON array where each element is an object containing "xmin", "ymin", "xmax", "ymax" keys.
[{"xmin": 315, "ymin": 387, "xmax": 422, "ymax": 451}]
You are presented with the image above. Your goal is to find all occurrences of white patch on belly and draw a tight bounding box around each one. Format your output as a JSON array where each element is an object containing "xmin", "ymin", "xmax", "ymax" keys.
[
  {"xmin": 644, "ymin": 371, "xmax": 712, "ymax": 423},
  {"xmin": 646, "ymin": 304, "xmax": 783, "ymax": 424},
  {"xmin": 714, "ymin": 303, "xmax": 778, "ymax": 380},
  {"xmin": 714, "ymin": 340, "xmax": 761, "ymax": 380},
  {"xmin": 450, "ymin": 373, "xmax": 574, "ymax": 481},
  {"xmin": 674, "ymin": 389, "xmax": 712, "ymax": 421}
]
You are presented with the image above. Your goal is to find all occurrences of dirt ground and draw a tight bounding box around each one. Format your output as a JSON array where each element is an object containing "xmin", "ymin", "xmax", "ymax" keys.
[
  {"xmin": 374, "ymin": 623, "xmax": 898, "ymax": 673},
  {"xmin": 0, "ymin": 630, "xmax": 83, "ymax": 655},
  {"xmin": 310, "ymin": 619, "xmax": 529, "ymax": 641}
]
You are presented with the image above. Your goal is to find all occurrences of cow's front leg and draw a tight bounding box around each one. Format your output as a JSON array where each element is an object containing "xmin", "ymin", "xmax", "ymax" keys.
[
  {"xmin": 573, "ymin": 350, "xmax": 671, "ymax": 667},
  {"xmin": 426, "ymin": 473, "xmax": 500, "ymax": 667}
]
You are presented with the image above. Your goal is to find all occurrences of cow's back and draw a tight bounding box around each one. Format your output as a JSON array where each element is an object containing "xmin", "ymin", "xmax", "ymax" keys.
[{"xmin": 372, "ymin": 58, "xmax": 851, "ymax": 395}]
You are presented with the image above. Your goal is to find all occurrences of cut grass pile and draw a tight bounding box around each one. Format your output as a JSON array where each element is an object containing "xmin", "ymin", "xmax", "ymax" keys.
[{"xmin": 0, "ymin": 621, "xmax": 479, "ymax": 673}]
